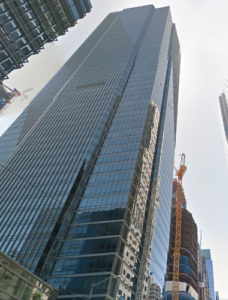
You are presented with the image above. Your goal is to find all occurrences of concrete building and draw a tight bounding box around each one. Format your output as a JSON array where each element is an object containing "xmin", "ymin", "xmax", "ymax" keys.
[
  {"xmin": 0, "ymin": 251, "xmax": 57, "ymax": 300},
  {"xmin": 0, "ymin": 5, "xmax": 180, "ymax": 299},
  {"xmin": 164, "ymin": 180, "xmax": 199, "ymax": 300},
  {"xmin": 147, "ymin": 274, "xmax": 161, "ymax": 300},
  {"xmin": 0, "ymin": 0, "xmax": 92, "ymax": 81}
]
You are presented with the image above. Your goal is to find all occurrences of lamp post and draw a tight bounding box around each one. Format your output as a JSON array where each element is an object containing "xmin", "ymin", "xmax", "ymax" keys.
[{"xmin": 87, "ymin": 275, "xmax": 121, "ymax": 300}]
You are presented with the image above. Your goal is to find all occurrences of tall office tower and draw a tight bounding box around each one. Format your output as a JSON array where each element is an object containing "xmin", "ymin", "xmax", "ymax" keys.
[
  {"xmin": 164, "ymin": 180, "xmax": 199, "ymax": 300},
  {"xmin": 199, "ymin": 252, "xmax": 210, "ymax": 300},
  {"xmin": 201, "ymin": 250, "xmax": 215, "ymax": 300},
  {"xmin": 0, "ymin": 0, "xmax": 92, "ymax": 82},
  {"xmin": 0, "ymin": 5, "xmax": 180, "ymax": 299},
  {"xmin": 219, "ymin": 93, "xmax": 228, "ymax": 142}
]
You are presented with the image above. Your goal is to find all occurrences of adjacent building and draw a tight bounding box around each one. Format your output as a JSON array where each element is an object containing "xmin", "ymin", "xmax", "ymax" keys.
[
  {"xmin": 199, "ymin": 252, "xmax": 210, "ymax": 300},
  {"xmin": 0, "ymin": 5, "xmax": 180, "ymax": 299},
  {"xmin": 0, "ymin": 251, "xmax": 57, "ymax": 300},
  {"xmin": 0, "ymin": 95, "xmax": 6, "ymax": 109},
  {"xmin": 0, "ymin": 0, "xmax": 92, "ymax": 82},
  {"xmin": 201, "ymin": 250, "xmax": 215, "ymax": 300},
  {"xmin": 164, "ymin": 180, "xmax": 199, "ymax": 300},
  {"xmin": 147, "ymin": 274, "xmax": 161, "ymax": 300}
]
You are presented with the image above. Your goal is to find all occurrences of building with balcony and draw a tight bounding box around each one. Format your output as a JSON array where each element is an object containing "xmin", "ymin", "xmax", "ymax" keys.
[{"xmin": 0, "ymin": 0, "xmax": 92, "ymax": 81}]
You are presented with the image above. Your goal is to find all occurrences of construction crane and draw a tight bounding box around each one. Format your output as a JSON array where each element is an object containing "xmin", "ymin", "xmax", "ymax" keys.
[
  {"xmin": 0, "ymin": 83, "xmax": 33, "ymax": 104},
  {"xmin": 172, "ymin": 153, "xmax": 187, "ymax": 300}
]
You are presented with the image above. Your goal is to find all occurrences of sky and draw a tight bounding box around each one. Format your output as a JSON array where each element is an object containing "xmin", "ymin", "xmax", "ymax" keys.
[{"xmin": 0, "ymin": 0, "xmax": 228, "ymax": 297}]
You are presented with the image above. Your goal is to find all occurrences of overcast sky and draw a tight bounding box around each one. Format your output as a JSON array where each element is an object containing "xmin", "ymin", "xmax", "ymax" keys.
[{"xmin": 0, "ymin": 0, "xmax": 228, "ymax": 297}]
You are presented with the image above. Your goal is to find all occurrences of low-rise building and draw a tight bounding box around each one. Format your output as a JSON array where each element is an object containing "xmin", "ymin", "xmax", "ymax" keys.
[{"xmin": 0, "ymin": 251, "xmax": 57, "ymax": 300}]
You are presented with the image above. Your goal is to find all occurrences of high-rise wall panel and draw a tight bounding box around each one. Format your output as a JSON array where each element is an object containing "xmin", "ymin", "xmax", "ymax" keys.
[{"xmin": 0, "ymin": 5, "xmax": 180, "ymax": 299}]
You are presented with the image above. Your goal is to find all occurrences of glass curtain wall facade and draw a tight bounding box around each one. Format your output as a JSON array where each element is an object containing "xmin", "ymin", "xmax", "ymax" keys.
[
  {"xmin": 199, "ymin": 253, "xmax": 210, "ymax": 300},
  {"xmin": 0, "ymin": 0, "xmax": 92, "ymax": 81},
  {"xmin": 149, "ymin": 15, "xmax": 180, "ymax": 289},
  {"xmin": 201, "ymin": 250, "xmax": 215, "ymax": 300},
  {"xmin": 0, "ymin": 5, "xmax": 180, "ymax": 300}
]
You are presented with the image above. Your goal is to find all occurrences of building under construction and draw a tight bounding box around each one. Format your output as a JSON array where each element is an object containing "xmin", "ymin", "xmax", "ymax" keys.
[{"xmin": 164, "ymin": 179, "xmax": 199, "ymax": 300}]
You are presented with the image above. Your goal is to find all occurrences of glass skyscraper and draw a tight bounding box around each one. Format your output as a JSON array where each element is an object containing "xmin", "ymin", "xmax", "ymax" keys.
[
  {"xmin": 201, "ymin": 249, "xmax": 215, "ymax": 300},
  {"xmin": 0, "ymin": 0, "xmax": 92, "ymax": 81},
  {"xmin": 0, "ymin": 5, "xmax": 180, "ymax": 299}
]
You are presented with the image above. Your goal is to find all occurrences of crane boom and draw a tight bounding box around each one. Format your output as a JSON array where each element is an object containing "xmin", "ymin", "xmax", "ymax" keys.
[
  {"xmin": 0, "ymin": 83, "xmax": 33, "ymax": 105},
  {"xmin": 172, "ymin": 154, "xmax": 187, "ymax": 300},
  {"xmin": 2, "ymin": 83, "xmax": 15, "ymax": 93}
]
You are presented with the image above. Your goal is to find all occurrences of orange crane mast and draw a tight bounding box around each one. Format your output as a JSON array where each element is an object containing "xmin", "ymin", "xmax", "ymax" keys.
[{"xmin": 172, "ymin": 154, "xmax": 187, "ymax": 300}]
